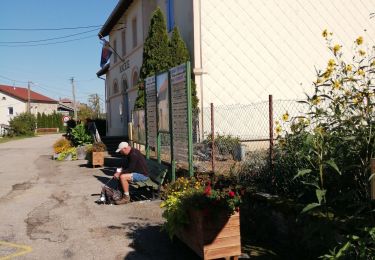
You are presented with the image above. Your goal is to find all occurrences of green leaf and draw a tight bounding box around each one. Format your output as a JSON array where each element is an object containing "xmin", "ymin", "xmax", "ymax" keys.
[
  {"xmin": 301, "ymin": 181, "xmax": 320, "ymax": 189},
  {"xmin": 325, "ymin": 159, "xmax": 341, "ymax": 175},
  {"xmin": 301, "ymin": 203, "xmax": 320, "ymax": 214},
  {"xmin": 316, "ymin": 189, "xmax": 326, "ymax": 204},
  {"xmin": 293, "ymin": 169, "xmax": 312, "ymax": 180}
]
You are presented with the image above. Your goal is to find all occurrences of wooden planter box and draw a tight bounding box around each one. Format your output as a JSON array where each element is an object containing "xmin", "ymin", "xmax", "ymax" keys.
[
  {"xmin": 176, "ymin": 210, "xmax": 241, "ymax": 259},
  {"xmin": 92, "ymin": 151, "xmax": 104, "ymax": 167}
]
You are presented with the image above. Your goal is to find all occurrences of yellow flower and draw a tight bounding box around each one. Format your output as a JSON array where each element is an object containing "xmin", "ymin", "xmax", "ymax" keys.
[
  {"xmin": 333, "ymin": 44, "xmax": 341, "ymax": 55},
  {"xmin": 357, "ymin": 69, "xmax": 365, "ymax": 76},
  {"xmin": 359, "ymin": 50, "xmax": 366, "ymax": 56},
  {"xmin": 282, "ymin": 112, "xmax": 289, "ymax": 121},
  {"xmin": 275, "ymin": 125, "xmax": 282, "ymax": 135},
  {"xmin": 312, "ymin": 96, "xmax": 321, "ymax": 105},
  {"xmin": 322, "ymin": 29, "xmax": 328, "ymax": 38},
  {"xmin": 314, "ymin": 127, "xmax": 324, "ymax": 135},
  {"xmin": 333, "ymin": 80, "xmax": 341, "ymax": 90},
  {"xmin": 356, "ymin": 36, "xmax": 363, "ymax": 45},
  {"xmin": 328, "ymin": 59, "xmax": 335, "ymax": 67},
  {"xmin": 353, "ymin": 97, "xmax": 359, "ymax": 104},
  {"xmin": 345, "ymin": 64, "xmax": 352, "ymax": 72}
]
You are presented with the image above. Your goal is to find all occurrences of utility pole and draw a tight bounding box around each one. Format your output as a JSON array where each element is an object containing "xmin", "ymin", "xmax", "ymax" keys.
[
  {"xmin": 70, "ymin": 77, "xmax": 77, "ymax": 121},
  {"xmin": 27, "ymin": 81, "xmax": 31, "ymax": 113}
]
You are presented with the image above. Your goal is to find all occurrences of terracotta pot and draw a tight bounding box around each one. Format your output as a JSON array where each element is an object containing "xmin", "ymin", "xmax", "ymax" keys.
[{"xmin": 176, "ymin": 209, "xmax": 241, "ymax": 259}]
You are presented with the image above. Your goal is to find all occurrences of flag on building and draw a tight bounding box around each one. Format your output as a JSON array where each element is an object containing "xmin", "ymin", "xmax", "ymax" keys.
[{"xmin": 100, "ymin": 39, "xmax": 112, "ymax": 68}]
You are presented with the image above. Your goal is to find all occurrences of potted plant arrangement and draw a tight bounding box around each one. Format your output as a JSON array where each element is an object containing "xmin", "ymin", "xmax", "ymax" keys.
[
  {"xmin": 161, "ymin": 176, "xmax": 242, "ymax": 259},
  {"xmin": 53, "ymin": 137, "xmax": 76, "ymax": 161},
  {"xmin": 70, "ymin": 123, "xmax": 93, "ymax": 160},
  {"xmin": 86, "ymin": 141, "xmax": 107, "ymax": 167}
]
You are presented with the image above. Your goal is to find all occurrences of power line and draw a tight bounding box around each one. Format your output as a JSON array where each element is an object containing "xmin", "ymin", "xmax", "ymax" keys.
[
  {"xmin": 0, "ymin": 28, "xmax": 98, "ymax": 44},
  {"xmin": 0, "ymin": 25, "xmax": 102, "ymax": 31},
  {"xmin": 0, "ymin": 34, "xmax": 96, "ymax": 47},
  {"xmin": 0, "ymin": 74, "xmax": 28, "ymax": 83}
]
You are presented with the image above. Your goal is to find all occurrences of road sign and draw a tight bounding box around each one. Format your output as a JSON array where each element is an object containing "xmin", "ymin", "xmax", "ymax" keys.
[{"xmin": 62, "ymin": 115, "xmax": 70, "ymax": 123}]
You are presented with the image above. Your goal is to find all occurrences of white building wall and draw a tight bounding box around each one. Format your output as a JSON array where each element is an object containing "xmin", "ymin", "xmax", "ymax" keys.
[
  {"xmin": 199, "ymin": 0, "xmax": 375, "ymax": 107},
  {"xmin": 107, "ymin": 0, "xmax": 145, "ymax": 136},
  {"xmin": 0, "ymin": 94, "xmax": 25, "ymax": 125},
  {"xmin": 30, "ymin": 103, "xmax": 58, "ymax": 115}
]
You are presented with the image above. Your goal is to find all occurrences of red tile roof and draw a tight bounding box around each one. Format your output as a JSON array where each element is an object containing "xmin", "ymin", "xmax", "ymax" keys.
[{"xmin": 0, "ymin": 84, "xmax": 57, "ymax": 103}]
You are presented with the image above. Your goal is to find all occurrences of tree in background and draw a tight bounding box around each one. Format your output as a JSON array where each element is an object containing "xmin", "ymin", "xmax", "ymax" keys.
[
  {"xmin": 36, "ymin": 112, "xmax": 63, "ymax": 130},
  {"xmin": 88, "ymin": 93, "xmax": 101, "ymax": 118},
  {"xmin": 135, "ymin": 7, "xmax": 172, "ymax": 109},
  {"xmin": 77, "ymin": 104, "xmax": 95, "ymax": 121},
  {"xmin": 77, "ymin": 94, "xmax": 103, "ymax": 121}
]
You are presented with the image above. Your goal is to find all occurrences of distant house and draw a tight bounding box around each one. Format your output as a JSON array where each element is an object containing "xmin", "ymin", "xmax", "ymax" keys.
[
  {"xmin": 58, "ymin": 98, "xmax": 75, "ymax": 116},
  {"xmin": 0, "ymin": 84, "xmax": 58, "ymax": 125}
]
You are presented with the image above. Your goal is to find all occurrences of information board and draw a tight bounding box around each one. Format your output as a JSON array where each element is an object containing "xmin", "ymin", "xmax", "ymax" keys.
[
  {"xmin": 145, "ymin": 76, "xmax": 157, "ymax": 147},
  {"xmin": 170, "ymin": 64, "xmax": 188, "ymax": 162}
]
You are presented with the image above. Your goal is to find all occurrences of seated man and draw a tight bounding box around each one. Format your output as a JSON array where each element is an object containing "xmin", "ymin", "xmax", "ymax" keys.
[{"xmin": 113, "ymin": 142, "xmax": 149, "ymax": 205}]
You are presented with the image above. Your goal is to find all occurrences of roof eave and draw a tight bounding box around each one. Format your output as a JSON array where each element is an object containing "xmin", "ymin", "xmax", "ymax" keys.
[{"xmin": 98, "ymin": 0, "xmax": 133, "ymax": 38}]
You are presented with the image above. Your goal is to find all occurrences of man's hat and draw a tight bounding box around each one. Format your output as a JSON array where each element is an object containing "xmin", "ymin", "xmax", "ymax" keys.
[{"xmin": 116, "ymin": 142, "xmax": 129, "ymax": 153}]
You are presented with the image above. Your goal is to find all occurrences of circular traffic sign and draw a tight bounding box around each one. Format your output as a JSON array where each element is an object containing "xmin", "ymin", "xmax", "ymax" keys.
[{"xmin": 62, "ymin": 115, "xmax": 70, "ymax": 123}]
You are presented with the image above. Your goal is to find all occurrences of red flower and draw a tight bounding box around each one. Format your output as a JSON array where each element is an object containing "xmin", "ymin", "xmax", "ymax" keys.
[
  {"xmin": 204, "ymin": 185, "xmax": 211, "ymax": 196},
  {"xmin": 228, "ymin": 191, "xmax": 235, "ymax": 198}
]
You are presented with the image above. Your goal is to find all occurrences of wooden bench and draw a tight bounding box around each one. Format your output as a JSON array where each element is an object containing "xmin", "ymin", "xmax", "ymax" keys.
[
  {"xmin": 129, "ymin": 159, "xmax": 169, "ymax": 199},
  {"xmin": 36, "ymin": 128, "xmax": 59, "ymax": 134}
]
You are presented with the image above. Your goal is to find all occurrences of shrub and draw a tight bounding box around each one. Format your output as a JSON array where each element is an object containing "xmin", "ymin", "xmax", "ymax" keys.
[
  {"xmin": 70, "ymin": 123, "xmax": 92, "ymax": 146},
  {"xmin": 57, "ymin": 147, "xmax": 77, "ymax": 161},
  {"xmin": 205, "ymin": 133, "xmax": 240, "ymax": 159},
  {"xmin": 53, "ymin": 138, "xmax": 72, "ymax": 154},
  {"xmin": 9, "ymin": 113, "xmax": 36, "ymax": 136}
]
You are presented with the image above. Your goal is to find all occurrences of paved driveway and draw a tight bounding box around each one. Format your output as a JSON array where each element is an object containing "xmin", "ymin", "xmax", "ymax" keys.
[{"xmin": 0, "ymin": 134, "xmax": 197, "ymax": 260}]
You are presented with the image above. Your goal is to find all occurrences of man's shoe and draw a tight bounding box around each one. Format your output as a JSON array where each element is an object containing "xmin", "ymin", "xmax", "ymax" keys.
[{"xmin": 114, "ymin": 196, "xmax": 130, "ymax": 205}]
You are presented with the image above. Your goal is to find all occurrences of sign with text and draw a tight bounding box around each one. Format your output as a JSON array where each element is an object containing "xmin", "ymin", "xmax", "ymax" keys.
[
  {"xmin": 145, "ymin": 76, "xmax": 157, "ymax": 147},
  {"xmin": 170, "ymin": 64, "xmax": 188, "ymax": 162},
  {"xmin": 156, "ymin": 72, "xmax": 169, "ymax": 132}
]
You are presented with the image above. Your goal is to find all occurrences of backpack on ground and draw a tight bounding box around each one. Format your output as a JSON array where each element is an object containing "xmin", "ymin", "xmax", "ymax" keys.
[{"xmin": 97, "ymin": 178, "xmax": 123, "ymax": 204}]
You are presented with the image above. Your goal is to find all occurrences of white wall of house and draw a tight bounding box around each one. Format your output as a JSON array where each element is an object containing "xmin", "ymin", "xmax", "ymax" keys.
[
  {"xmin": 0, "ymin": 94, "xmax": 25, "ymax": 125},
  {"xmin": 196, "ymin": 0, "xmax": 375, "ymax": 107},
  {"xmin": 30, "ymin": 102, "xmax": 58, "ymax": 115},
  {"xmin": 106, "ymin": 0, "xmax": 145, "ymax": 136}
]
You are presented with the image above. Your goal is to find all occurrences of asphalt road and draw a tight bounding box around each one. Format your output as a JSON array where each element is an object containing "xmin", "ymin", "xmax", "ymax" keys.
[{"xmin": 0, "ymin": 134, "xmax": 197, "ymax": 260}]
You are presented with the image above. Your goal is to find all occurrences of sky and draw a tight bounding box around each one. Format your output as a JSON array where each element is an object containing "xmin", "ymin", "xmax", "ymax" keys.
[{"xmin": 0, "ymin": 0, "xmax": 119, "ymax": 106}]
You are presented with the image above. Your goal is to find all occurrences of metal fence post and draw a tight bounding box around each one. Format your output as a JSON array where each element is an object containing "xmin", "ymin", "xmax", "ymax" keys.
[
  {"xmin": 371, "ymin": 158, "xmax": 375, "ymax": 200},
  {"xmin": 269, "ymin": 95, "xmax": 274, "ymax": 169},
  {"xmin": 211, "ymin": 103, "xmax": 215, "ymax": 173}
]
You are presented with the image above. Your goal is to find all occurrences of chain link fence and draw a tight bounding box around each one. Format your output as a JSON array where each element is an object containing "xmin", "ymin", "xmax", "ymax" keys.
[{"xmin": 193, "ymin": 96, "xmax": 308, "ymax": 175}]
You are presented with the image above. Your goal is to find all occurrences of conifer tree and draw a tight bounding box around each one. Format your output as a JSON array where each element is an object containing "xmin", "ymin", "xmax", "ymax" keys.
[
  {"xmin": 135, "ymin": 7, "xmax": 171, "ymax": 108},
  {"xmin": 170, "ymin": 27, "xmax": 189, "ymax": 66}
]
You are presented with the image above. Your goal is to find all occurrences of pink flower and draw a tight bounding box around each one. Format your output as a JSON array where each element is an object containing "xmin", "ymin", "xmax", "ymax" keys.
[{"xmin": 228, "ymin": 191, "xmax": 235, "ymax": 198}]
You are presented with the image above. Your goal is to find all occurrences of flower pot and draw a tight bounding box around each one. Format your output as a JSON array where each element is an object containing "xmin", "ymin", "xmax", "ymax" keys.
[
  {"xmin": 176, "ymin": 210, "xmax": 241, "ymax": 259},
  {"xmin": 76, "ymin": 145, "xmax": 87, "ymax": 160},
  {"xmin": 92, "ymin": 151, "xmax": 104, "ymax": 167}
]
